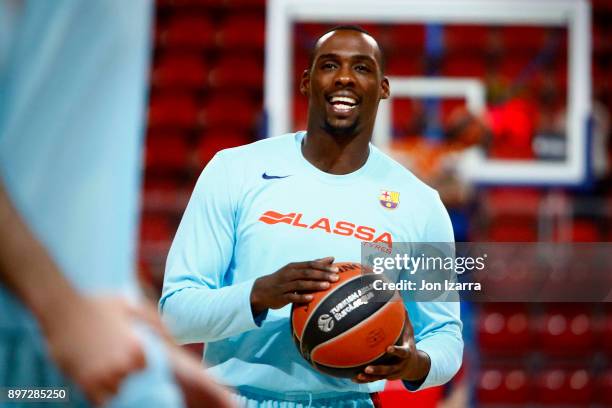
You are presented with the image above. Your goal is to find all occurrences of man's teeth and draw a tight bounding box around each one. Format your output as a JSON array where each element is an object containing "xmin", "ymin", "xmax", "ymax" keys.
[
  {"xmin": 330, "ymin": 96, "xmax": 357, "ymax": 105},
  {"xmin": 333, "ymin": 103, "xmax": 354, "ymax": 112}
]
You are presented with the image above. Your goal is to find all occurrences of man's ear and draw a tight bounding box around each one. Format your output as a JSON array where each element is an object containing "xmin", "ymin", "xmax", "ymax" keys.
[
  {"xmin": 381, "ymin": 77, "xmax": 390, "ymax": 100},
  {"xmin": 300, "ymin": 69, "xmax": 310, "ymax": 97}
]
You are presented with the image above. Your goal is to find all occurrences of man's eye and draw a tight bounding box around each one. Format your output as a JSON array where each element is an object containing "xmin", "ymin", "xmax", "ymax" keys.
[
  {"xmin": 322, "ymin": 62, "xmax": 337, "ymax": 69},
  {"xmin": 355, "ymin": 65, "xmax": 371, "ymax": 72}
]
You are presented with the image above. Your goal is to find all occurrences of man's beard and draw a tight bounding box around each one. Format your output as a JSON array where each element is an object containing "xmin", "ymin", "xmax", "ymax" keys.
[{"xmin": 322, "ymin": 117, "xmax": 359, "ymax": 139}]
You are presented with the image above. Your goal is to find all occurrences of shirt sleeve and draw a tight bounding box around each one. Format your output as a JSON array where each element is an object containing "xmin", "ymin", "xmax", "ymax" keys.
[
  {"xmin": 403, "ymin": 193, "xmax": 464, "ymax": 391},
  {"xmin": 159, "ymin": 151, "xmax": 263, "ymax": 344}
]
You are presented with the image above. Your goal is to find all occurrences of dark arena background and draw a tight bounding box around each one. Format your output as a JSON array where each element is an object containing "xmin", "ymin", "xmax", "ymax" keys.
[{"xmin": 138, "ymin": 0, "xmax": 612, "ymax": 406}]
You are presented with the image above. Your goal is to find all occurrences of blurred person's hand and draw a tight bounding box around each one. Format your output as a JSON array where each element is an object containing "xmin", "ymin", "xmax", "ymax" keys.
[
  {"xmin": 1, "ymin": 183, "xmax": 148, "ymax": 406},
  {"xmin": 45, "ymin": 296, "xmax": 234, "ymax": 407},
  {"xmin": 42, "ymin": 296, "xmax": 146, "ymax": 406},
  {"xmin": 165, "ymin": 342, "xmax": 234, "ymax": 408},
  {"xmin": 2, "ymin": 180, "xmax": 232, "ymax": 407},
  {"xmin": 122, "ymin": 299, "xmax": 235, "ymax": 408}
]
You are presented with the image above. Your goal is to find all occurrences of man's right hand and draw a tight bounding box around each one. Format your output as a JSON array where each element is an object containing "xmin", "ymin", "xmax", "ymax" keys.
[{"xmin": 250, "ymin": 257, "xmax": 340, "ymax": 316}]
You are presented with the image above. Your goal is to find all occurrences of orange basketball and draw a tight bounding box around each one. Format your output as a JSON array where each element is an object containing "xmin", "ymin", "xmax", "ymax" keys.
[{"xmin": 290, "ymin": 262, "xmax": 406, "ymax": 378}]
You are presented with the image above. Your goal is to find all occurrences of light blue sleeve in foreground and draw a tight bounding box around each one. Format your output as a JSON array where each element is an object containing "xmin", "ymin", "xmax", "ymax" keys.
[
  {"xmin": 404, "ymin": 194, "xmax": 463, "ymax": 391},
  {"xmin": 159, "ymin": 152, "xmax": 261, "ymax": 344}
]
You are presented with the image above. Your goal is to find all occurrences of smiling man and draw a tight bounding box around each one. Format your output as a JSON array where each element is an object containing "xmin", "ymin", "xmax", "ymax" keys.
[{"xmin": 160, "ymin": 26, "xmax": 463, "ymax": 407}]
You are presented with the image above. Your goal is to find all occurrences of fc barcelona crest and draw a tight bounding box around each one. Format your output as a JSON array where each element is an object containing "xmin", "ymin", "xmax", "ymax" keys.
[{"xmin": 379, "ymin": 190, "xmax": 400, "ymax": 209}]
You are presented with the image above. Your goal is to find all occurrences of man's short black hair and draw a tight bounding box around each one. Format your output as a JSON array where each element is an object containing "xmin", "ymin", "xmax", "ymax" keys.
[{"xmin": 308, "ymin": 24, "xmax": 386, "ymax": 74}]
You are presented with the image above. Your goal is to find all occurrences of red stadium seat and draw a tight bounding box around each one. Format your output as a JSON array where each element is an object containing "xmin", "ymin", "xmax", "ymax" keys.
[
  {"xmin": 483, "ymin": 188, "xmax": 542, "ymax": 216},
  {"xmin": 139, "ymin": 214, "xmax": 175, "ymax": 262},
  {"xmin": 158, "ymin": 14, "xmax": 216, "ymax": 49},
  {"xmin": 196, "ymin": 129, "xmax": 251, "ymax": 166},
  {"xmin": 597, "ymin": 369, "xmax": 612, "ymax": 406},
  {"xmin": 146, "ymin": 132, "xmax": 192, "ymax": 170},
  {"xmin": 293, "ymin": 52, "xmax": 310, "ymax": 76},
  {"xmin": 148, "ymin": 93, "xmax": 200, "ymax": 128},
  {"xmin": 487, "ymin": 215, "xmax": 537, "ymax": 242},
  {"xmin": 137, "ymin": 258, "xmax": 154, "ymax": 286},
  {"xmin": 226, "ymin": 0, "xmax": 266, "ymax": 7},
  {"xmin": 391, "ymin": 98, "xmax": 419, "ymax": 135},
  {"xmin": 444, "ymin": 25, "xmax": 489, "ymax": 53},
  {"xmin": 501, "ymin": 27, "xmax": 548, "ymax": 51},
  {"xmin": 592, "ymin": 63, "xmax": 609, "ymax": 98},
  {"xmin": 388, "ymin": 25, "xmax": 425, "ymax": 51},
  {"xmin": 570, "ymin": 220, "xmax": 600, "ymax": 242},
  {"xmin": 553, "ymin": 60, "xmax": 569, "ymax": 91},
  {"xmin": 593, "ymin": 25, "xmax": 608, "ymax": 55},
  {"xmin": 293, "ymin": 97, "xmax": 308, "ymax": 132},
  {"xmin": 443, "ymin": 57, "xmax": 487, "ymax": 77},
  {"xmin": 592, "ymin": 0, "xmax": 612, "ymax": 10},
  {"xmin": 478, "ymin": 304, "xmax": 531, "ymax": 355},
  {"xmin": 158, "ymin": 0, "xmax": 226, "ymax": 6},
  {"xmin": 142, "ymin": 179, "xmax": 191, "ymax": 213},
  {"xmin": 140, "ymin": 214, "xmax": 174, "ymax": 244},
  {"xmin": 209, "ymin": 54, "xmax": 264, "ymax": 90},
  {"xmin": 202, "ymin": 92, "xmax": 258, "ymax": 130},
  {"xmin": 535, "ymin": 368, "xmax": 594, "ymax": 405},
  {"xmin": 216, "ymin": 14, "xmax": 265, "ymax": 50},
  {"xmin": 498, "ymin": 56, "xmax": 534, "ymax": 79},
  {"xmin": 603, "ymin": 310, "xmax": 612, "ymax": 354},
  {"xmin": 536, "ymin": 306, "xmax": 595, "ymax": 356},
  {"xmin": 152, "ymin": 53, "xmax": 208, "ymax": 89},
  {"xmin": 477, "ymin": 368, "xmax": 530, "ymax": 405},
  {"xmin": 386, "ymin": 55, "xmax": 421, "ymax": 76}
]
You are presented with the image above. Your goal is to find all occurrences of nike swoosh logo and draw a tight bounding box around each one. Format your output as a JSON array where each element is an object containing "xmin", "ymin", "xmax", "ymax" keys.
[{"xmin": 262, "ymin": 172, "xmax": 291, "ymax": 180}]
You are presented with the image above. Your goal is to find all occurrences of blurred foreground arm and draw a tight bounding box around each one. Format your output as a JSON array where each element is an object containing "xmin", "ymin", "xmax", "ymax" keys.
[
  {"xmin": 0, "ymin": 180, "xmax": 234, "ymax": 407},
  {"xmin": 0, "ymin": 183, "xmax": 230, "ymax": 407},
  {"xmin": 0, "ymin": 181, "xmax": 147, "ymax": 405},
  {"xmin": 132, "ymin": 302, "xmax": 234, "ymax": 408}
]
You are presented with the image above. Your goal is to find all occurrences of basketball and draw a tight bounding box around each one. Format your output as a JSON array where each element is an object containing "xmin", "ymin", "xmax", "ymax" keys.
[{"xmin": 290, "ymin": 262, "xmax": 406, "ymax": 378}]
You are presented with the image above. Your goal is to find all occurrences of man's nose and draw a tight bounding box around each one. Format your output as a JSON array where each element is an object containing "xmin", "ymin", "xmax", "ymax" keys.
[{"xmin": 334, "ymin": 65, "xmax": 355, "ymax": 87}]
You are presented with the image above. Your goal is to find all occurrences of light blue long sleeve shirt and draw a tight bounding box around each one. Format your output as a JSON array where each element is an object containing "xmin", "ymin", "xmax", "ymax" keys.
[{"xmin": 160, "ymin": 132, "xmax": 463, "ymax": 399}]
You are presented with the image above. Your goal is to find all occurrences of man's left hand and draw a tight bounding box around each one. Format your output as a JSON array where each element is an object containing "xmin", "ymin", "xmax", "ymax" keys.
[{"xmin": 351, "ymin": 312, "xmax": 431, "ymax": 383}]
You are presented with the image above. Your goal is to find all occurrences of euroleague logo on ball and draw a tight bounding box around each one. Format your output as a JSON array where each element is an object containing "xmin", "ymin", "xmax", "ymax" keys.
[{"xmin": 317, "ymin": 314, "xmax": 334, "ymax": 332}]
